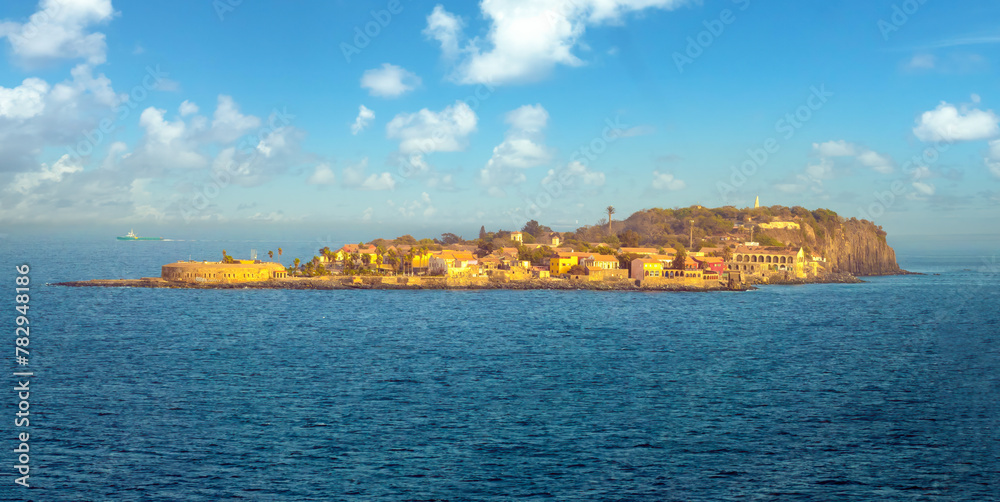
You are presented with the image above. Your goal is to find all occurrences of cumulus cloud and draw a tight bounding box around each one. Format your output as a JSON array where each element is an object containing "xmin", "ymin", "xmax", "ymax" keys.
[
  {"xmin": 386, "ymin": 100, "xmax": 477, "ymax": 155},
  {"xmin": 537, "ymin": 160, "xmax": 606, "ymax": 198},
  {"xmin": 812, "ymin": 140, "xmax": 894, "ymax": 174},
  {"xmin": 179, "ymin": 100, "xmax": 198, "ymax": 116},
  {"xmin": 211, "ymin": 95, "xmax": 261, "ymax": 143},
  {"xmin": 913, "ymin": 100, "xmax": 1000, "ymax": 142},
  {"xmin": 425, "ymin": 1, "xmax": 687, "ymax": 85},
  {"xmin": 480, "ymin": 104, "xmax": 553, "ymax": 188},
  {"xmin": 396, "ymin": 191, "xmax": 436, "ymax": 218},
  {"xmin": 423, "ymin": 5, "xmax": 463, "ymax": 59},
  {"xmin": 8, "ymin": 153, "xmax": 82, "ymax": 194},
  {"xmin": 0, "ymin": 0, "xmax": 115, "ymax": 65},
  {"xmin": 341, "ymin": 157, "xmax": 396, "ymax": 191},
  {"xmin": 307, "ymin": 162, "xmax": 336, "ymax": 185},
  {"xmin": 351, "ymin": 104, "xmax": 374, "ymax": 135},
  {"xmin": 651, "ymin": 170, "xmax": 685, "ymax": 191},
  {"xmin": 361, "ymin": 63, "xmax": 421, "ymax": 98},
  {"xmin": 0, "ymin": 78, "xmax": 50, "ymax": 119}
]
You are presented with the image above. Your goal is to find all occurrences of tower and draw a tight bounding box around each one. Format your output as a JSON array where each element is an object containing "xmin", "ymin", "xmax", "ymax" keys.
[{"xmin": 754, "ymin": 196, "xmax": 759, "ymax": 209}]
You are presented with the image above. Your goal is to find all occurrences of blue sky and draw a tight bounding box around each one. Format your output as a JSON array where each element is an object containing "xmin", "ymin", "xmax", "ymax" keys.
[{"xmin": 1, "ymin": 0, "xmax": 999, "ymax": 242}]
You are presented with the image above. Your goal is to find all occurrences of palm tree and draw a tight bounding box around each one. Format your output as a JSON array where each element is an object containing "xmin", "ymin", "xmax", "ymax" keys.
[
  {"xmin": 386, "ymin": 248, "xmax": 399, "ymax": 275},
  {"xmin": 277, "ymin": 247, "xmax": 283, "ymax": 257},
  {"xmin": 606, "ymin": 206, "xmax": 615, "ymax": 234},
  {"xmin": 268, "ymin": 250, "xmax": 274, "ymax": 260},
  {"xmin": 406, "ymin": 248, "xmax": 416, "ymax": 276}
]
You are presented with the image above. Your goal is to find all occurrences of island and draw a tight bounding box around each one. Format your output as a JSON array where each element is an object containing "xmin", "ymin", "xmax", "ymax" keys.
[{"xmin": 57, "ymin": 203, "xmax": 905, "ymax": 291}]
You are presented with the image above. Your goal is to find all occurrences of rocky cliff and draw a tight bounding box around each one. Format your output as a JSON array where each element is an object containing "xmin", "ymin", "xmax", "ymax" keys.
[{"xmin": 761, "ymin": 218, "xmax": 903, "ymax": 276}]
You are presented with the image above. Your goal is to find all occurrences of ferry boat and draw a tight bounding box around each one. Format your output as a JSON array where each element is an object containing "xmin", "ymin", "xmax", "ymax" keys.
[{"xmin": 116, "ymin": 229, "xmax": 163, "ymax": 241}]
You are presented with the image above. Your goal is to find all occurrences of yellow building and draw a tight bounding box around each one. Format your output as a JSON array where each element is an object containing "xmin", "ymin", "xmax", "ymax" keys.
[
  {"xmin": 630, "ymin": 258, "xmax": 663, "ymax": 279},
  {"xmin": 550, "ymin": 255, "xmax": 579, "ymax": 275},
  {"xmin": 729, "ymin": 245, "xmax": 807, "ymax": 277},
  {"xmin": 334, "ymin": 244, "xmax": 378, "ymax": 263},
  {"xmin": 161, "ymin": 261, "xmax": 287, "ymax": 283}
]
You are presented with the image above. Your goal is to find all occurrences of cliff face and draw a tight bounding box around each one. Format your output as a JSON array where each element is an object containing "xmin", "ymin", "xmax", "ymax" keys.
[{"xmin": 763, "ymin": 219, "xmax": 902, "ymax": 276}]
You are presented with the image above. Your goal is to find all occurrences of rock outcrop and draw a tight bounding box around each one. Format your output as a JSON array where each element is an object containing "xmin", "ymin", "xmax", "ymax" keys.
[{"xmin": 761, "ymin": 218, "xmax": 902, "ymax": 276}]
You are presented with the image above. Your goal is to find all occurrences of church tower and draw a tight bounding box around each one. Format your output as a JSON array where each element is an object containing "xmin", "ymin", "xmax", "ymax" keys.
[{"xmin": 754, "ymin": 196, "xmax": 759, "ymax": 209}]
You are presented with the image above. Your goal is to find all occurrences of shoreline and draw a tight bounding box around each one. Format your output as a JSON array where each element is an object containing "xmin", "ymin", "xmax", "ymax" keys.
[{"xmin": 48, "ymin": 273, "xmax": 879, "ymax": 291}]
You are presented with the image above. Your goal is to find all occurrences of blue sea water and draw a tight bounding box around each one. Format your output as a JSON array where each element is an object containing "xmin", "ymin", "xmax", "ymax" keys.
[{"xmin": 1, "ymin": 236, "xmax": 999, "ymax": 500}]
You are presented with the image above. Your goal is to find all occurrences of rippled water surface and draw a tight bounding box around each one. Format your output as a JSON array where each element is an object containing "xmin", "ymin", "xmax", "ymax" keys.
[{"xmin": 2, "ymin": 238, "xmax": 998, "ymax": 500}]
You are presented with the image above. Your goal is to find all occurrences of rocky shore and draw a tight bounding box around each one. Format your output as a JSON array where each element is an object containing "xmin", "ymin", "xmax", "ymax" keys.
[{"xmin": 45, "ymin": 273, "xmax": 892, "ymax": 292}]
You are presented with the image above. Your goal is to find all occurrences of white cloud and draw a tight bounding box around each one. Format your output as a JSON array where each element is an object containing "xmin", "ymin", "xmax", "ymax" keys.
[
  {"xmin": 480, "ymin": 104, "xmax": 553, "ymax": 187},
  {"xmin": 179, "ymin": 100, "xmax": 199, "ymax": 116},
  {"xmin": 211, "ymin": 95, "xmax": 261, "ymax": 143},
  {"xmin": 538, "ymin": 160, "xmax": 606, "ymax": 194},
  {"xmin": 812, "ymin": 140, "xmax": 894, "ymax": 174},
  {"xmin": 912, "ymin": 181, "xmax": 936, "ymax": 196},
  {"xmin": 913, "ymin": 101, "xmax": 1000, "ymax": 142},
  {"xmin": 0, "ymin": 0, "xmax": 115, "ymax": 65},
  {"xmin": 341, "ymin": 157, "xmax": 396, "ymax": 191},
  {"xmin": 397, "ymin": 191, "xmax": 436, "ymax": 218},
  {"xmin": 425, "ymin": 1, "xmax": 687, "ymax": 85},
  {"xmin": 132, "ymin": 106, "xmax": 208, "ymax": 170},
  {"xmin": 341, "ymin": 158, "xmax": 369, "ymax": 186},
  {"xmin": 362, "ymin": 172, "xmax": 397, "ymax": 191},
  {"xmin": 9, "ymin": 154, "xmax": 82, "ymax": 193},
  {"xmin": 386, "ymin": 100, "xmax": 477, "ymax": 155},
  {"xmin": 361, "ymin": 63, "xmax": 421, "ymax": 98},
  {"xmin": 423, "ymin": 5, "xmax": 463, "ymax": 59},
  {"xmin": 0, "ymin": 78, "xmax": 50, "ymax": 119},
  {"xmin": 986, "ymin": 139, "xmax": 1000, "ymax": 178},
  {"xmin": 651, "ymin": 170, "xmax": 685, "ymax": 191},
  {"xmin": 351, "ymin": 104, "xmax": 374, "ymax": 135},
  {"xmin": 856, "ymin": 150, "xmax": 895, "ymax": 174},
  {"xmin": 307, "ymin": 162, "xmax": 336, "ymax": 185},
  {"xmin": 906, "ymin": 54, "xmax": 936, "ymax": 70},
  {"xmin": 814, "ymin": 140, "xmax": 857, "ymax": 157}
]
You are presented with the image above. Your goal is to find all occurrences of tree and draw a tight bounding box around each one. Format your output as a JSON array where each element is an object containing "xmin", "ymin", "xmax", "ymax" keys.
[
  {"xmin": 521, "ymin": 220, "xmax": 551, "ymax": 238},
  {"xmin": 440, "ymin": 233, "xmax": 464, "ymax": 245},
  {"xmin": 618, "ymin": 229, "xmax": 640, "ymax": 248},
  {"xmin": 568, "ymin": 264, "xmax": 587, "ymax": 275},
  {"xmin": 601, "ymin": 234, "xmax": 621, "ymax": 248},
  {"xmin": 277, "ymin": 247, "xmax": 282, "ymax": 257},
  {"xmin": 721, "ymin": 246, "xmax": 733, "ymax": 262},
  {"xmin": 606, "ymin": 205, "xmax": 616, "ymax": 233},
  {"xmin": 293, "ymin": 257, "xmax": 301, "ymax": 270},
  {"xmin": 479, "ymin": 225, "xmax": 487, "ymax": 240},
  {"xmin": 476, "ymin": 240, "xmax": 496, "ymax": 258},
  {"xmin": 672, "ymin": 245, "xmax": 687, "ymax": 270},
  {"xmin": 395, "ymin": 234, "xmax": 418, "ymax": 245},
  {"xmin": 268, "ymin": 250, "xmax": 274, "ymax": 260},
  {"xmin": 617, "ymin": 252, "xmax": 640, "ymax": 270}
]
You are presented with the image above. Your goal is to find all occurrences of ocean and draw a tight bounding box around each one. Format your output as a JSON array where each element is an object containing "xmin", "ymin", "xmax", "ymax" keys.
[{"xmin": 1, "ymin": 236, "xmax": 998, "ymax": 500}]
